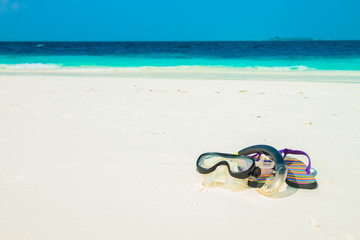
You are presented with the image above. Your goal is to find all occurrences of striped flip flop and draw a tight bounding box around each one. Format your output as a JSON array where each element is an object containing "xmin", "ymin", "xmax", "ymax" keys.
[
  {"xmin": 246, "ymin": 149, "xmax": 317, "ymax": 189},
  {"xmin": 280, "ymin": 149, "xmax": 318, "ymax": 189}
]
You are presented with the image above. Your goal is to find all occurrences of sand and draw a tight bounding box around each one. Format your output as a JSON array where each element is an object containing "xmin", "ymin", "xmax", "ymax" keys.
[{"xmin": 0, "ymin": 72, "xmax": 359, "ymax": 240}]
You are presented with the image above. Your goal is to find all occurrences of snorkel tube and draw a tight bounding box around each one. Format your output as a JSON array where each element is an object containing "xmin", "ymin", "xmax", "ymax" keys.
[{"xmin": 237, "ymin": 145, "xmax": 288, "ymax": 196}]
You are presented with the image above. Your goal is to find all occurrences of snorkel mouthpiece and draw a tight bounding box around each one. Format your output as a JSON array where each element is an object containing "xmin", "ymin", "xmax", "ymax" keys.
[
  {"xmin": 237, "ymin": 145, "xmax": 288, "ymax": 196},
  {"xmin": 252, "ymin": 167, "xmax": 262, "ymax": 178},
  {"xmin": 257, "ymin": 164, "xmax": 287, "ymax": 196}
]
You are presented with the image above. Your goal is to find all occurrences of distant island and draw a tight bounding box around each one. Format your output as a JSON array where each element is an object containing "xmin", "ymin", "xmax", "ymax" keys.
[{"xmin": 268, "ymin": 36, "xmax": 315, "ymax": 41}]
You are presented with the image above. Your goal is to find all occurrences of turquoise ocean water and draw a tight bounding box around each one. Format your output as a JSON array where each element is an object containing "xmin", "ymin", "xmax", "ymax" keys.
[{"xmin": 0, "ymin": 41, "xmax": 360, "ymax": 71}]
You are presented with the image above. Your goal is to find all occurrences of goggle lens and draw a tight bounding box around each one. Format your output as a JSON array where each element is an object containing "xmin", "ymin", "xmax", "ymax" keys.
[{"xmin": 197, "ymin": 153, "xmax": 255, "ymax": 178}]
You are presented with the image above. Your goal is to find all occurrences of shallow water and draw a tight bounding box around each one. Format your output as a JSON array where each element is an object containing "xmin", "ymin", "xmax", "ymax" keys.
[{"xmin": 1, "ymin": 41, "xmax": 360, "ymax": 71}]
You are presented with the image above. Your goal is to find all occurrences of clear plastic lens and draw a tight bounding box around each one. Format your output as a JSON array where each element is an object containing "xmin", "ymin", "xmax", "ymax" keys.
[
  {"xmin": 228, "ymin": 158, "xmax": 253, "ymax": 173},
  {"xmin": 198, "ymin": 155, "xmax": 253, "ymax": 173}
]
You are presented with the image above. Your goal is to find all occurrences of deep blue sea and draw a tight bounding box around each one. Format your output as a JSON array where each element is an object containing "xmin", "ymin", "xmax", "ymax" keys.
[{"xmin": 1, "ymin": 41, "xmax": 360, "ymax": 71}]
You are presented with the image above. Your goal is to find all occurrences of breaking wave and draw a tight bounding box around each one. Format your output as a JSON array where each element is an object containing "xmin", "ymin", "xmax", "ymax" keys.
[
  {"xmin": 0, "ymin": 63, "xmax": 315, "ymax": 72},
  {"xmin": 0, "ymin": 63, "xmax": 61, "ymax": 70}
]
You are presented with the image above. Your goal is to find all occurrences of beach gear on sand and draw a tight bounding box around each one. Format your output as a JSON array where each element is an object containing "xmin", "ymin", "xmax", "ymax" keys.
[
  {"xmin": 247, "ymin": 148, "xmax": 318, "ymax": 189},
  {"xmin": 196, "ymin": 145, "xmax": 288, "ymax": 196}
]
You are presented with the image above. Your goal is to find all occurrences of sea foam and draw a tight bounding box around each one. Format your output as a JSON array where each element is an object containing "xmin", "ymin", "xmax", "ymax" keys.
[
  {"xmin": 0, "ymin": 63, "xmax": 61, "ymax": 70},
  {"xmin": 0, "ymin": 63, "xmax": 313, "ymax": 72},
  {"xmin": 250, "ymin": 65, "xmax": 313, "ymax": 71}
]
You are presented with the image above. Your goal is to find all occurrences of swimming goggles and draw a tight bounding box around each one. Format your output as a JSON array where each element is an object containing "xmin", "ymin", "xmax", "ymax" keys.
[{"xmin": 196, "ymin": 145, "xmax": 288, "ymax": 196}]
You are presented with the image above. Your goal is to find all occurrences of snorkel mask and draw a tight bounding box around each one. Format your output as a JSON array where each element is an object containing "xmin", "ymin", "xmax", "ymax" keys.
[
  {"xmin": 197, "ymin": 153, "xmax": 260, "ymax": 191},
  {"xmin": 196, "ymin": 145, "xmax": 288, "ymax": 196}
]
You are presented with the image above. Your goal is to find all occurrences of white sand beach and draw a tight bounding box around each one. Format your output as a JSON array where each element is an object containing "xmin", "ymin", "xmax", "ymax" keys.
[{"xmin": 0, "ymin": 71, "xmax": 359, "ymax": 240}]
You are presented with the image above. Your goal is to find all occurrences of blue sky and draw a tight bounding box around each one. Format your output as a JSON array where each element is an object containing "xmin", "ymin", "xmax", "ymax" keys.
[{"xmin": 0, "ymin": 0, "xmax": 359, "ymax": 41}]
